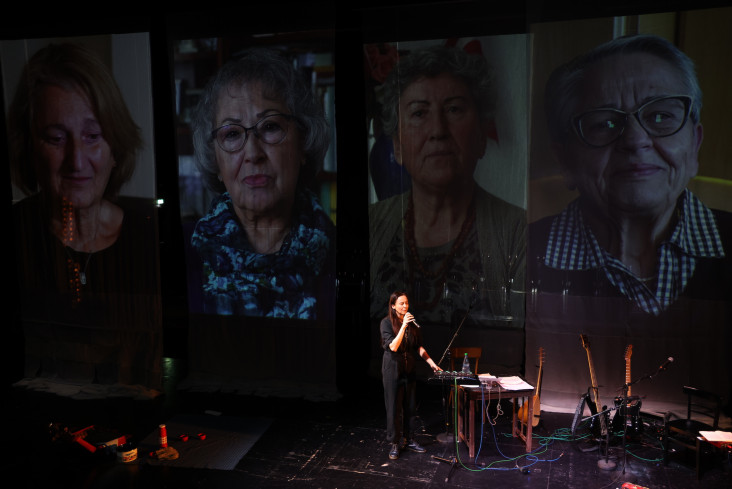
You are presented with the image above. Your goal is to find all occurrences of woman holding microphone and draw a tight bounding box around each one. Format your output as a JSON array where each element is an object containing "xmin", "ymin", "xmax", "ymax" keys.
[{"xmin": 380, "ymin": 291, "xmax": 442, "ymax": 460}]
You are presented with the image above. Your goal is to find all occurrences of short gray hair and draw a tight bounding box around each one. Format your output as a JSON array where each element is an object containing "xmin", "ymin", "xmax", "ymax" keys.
[
  {"xmin": 191, "ymin": 47, "xmax": 330, "ymax": 193},
  {"xmin": 380, "ymin": 45, "xmax": 495, "ymax": 137},
  {"xmin": 545, "ymin": 34, "xmax": 703, "ymax": 143}
]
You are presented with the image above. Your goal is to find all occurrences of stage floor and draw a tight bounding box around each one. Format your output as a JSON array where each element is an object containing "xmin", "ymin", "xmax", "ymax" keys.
[{"xmin": 5, "ymin": 363, "xmax": 730, "ymax": 489}]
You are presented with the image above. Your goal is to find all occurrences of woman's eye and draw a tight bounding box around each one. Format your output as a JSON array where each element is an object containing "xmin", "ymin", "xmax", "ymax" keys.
[
  {"xmin": 83, "ymin": 132, "xmax": 103, "ymax": 144},
  {"xmin": 222, "ymin": 128, "xmax": 243, "ymax": 140},
  {"xmin": 42, "ymin": 131, "xmax": 66, "ymax": 146},
  {"xmin": 445, "ymin": 104, "xmax": 465, "ymax": 115},
  {"xmin": 260, "ymin": 121, "xmax": 282, "ymax": 133}
]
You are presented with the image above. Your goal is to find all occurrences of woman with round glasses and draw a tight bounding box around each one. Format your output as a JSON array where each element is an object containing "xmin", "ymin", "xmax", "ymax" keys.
[
  {"xmin": 525, "ymin": 34, "xmax": 731, "ymax": 413},
  {"xmin": 190, "ymin": 48, "xmax": 335, "ymax": 318}
]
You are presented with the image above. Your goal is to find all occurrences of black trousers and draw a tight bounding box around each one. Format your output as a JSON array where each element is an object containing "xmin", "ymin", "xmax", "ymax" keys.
[{"xmin": 383, "ymin": 370, "xmax": 417, "ymax": 444}]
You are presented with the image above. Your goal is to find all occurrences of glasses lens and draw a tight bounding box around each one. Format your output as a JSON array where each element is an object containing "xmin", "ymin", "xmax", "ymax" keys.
[
  {"xmin": 638, "ymin": 97, "xmax": 689, "ymax": 137},
  {"xmin": 577, "ymin": 110, "xmax": 626, "ymax": 147},
  {"xmin": 255, "ymin": 114, "xmax": 289, "ymax": 144},
  {"xmin": 215, "ymin": 125, "xmax": 246, "ymax": 152}
]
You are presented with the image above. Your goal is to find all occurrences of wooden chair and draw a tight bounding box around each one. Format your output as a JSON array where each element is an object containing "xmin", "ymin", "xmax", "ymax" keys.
[
  {"xmin": 449, "ymin": 347, "xmax": 482, "ymax": 374},
  {"xmin": 663, "ymin": 386, "xmax": 724, "ymax": 479}
]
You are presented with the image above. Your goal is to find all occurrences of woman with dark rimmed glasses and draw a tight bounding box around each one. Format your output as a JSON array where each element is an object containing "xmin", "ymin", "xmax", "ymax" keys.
[{"xmin": 190, "ymin": 48, "xmax": 335, "ymax": 319}]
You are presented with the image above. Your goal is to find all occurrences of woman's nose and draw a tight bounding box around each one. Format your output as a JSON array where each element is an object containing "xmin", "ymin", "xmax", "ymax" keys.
[
  {"xmin": 617, "ymin": 115, "xmax": 653, "ymax": 151},
  {"xmin": 428, "ymin": 112, "xmax": 450, "ymax": 139},
  {"xmin": 241, "ymin": 133, "xmax": 266, "ymax": 163},
  {"xmin": 64, "ymin": 138, "xmax": 85, "ymax": 171}
]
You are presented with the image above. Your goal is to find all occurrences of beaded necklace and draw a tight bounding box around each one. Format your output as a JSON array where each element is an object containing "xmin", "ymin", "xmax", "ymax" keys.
[{"xmin": 404, "ymin": 194, "xmax": 476, "ymax": 309}]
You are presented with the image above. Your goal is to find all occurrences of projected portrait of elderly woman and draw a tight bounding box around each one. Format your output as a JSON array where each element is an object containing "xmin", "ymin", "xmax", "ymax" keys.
[
  {"xmin": 367, "ymin": 41, "xmax": 527, "ymax": 327},
  {"xmin": 6, "ymin": 38, "xmax": 161, "ymax": 389},
  {"xmin": 189, "ymin": 48, "xmax": 335, "ymax": 319},
  {"xmin": 526, "ymin": 32, "xmax": 731, "ymax": 412}
]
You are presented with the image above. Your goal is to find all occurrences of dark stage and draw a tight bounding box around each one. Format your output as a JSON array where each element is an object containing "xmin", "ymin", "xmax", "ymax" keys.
[{"xmin": 4, "ymin": 359, "xmax": 730, "ymax": 489}]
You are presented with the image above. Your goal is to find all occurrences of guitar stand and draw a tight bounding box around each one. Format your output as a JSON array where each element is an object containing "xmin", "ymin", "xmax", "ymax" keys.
[
  {"xmin": 570, "ymin": 392, "xmax": 617, "ymax": 466},
  {"xmin": 583, "ymin": 406, "xmax": 617, "ymax": 470}
]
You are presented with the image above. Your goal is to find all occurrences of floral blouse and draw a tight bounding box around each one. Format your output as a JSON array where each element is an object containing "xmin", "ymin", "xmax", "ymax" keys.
[{"xmin": 191, "ymin": 188, "xmax": 335, "ymax": 319}]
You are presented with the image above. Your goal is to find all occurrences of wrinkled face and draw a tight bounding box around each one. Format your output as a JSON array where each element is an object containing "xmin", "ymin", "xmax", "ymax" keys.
[
  {"xmin": 393, "ymin": 73, "xmax": 489, "ymax": 192},
  {"xmin": 557, "ymin": 53, "xmax": 702, "ymax": 219},
  {"xmin": 214, "ymin": 81, "xmax": 303, "ymax": 222},
  {"xmin": 32, "ymin": 85, "xmax": 115, "ymax": 209},
  {"xmin": 392, "ymin": 295, "xmax": 409, "ymax": 318}
]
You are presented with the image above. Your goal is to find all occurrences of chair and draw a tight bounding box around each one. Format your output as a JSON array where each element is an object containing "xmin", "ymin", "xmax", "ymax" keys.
[
  {"xmin": 449, "ymin": 347, "xmax": 482, "ymax": 374},
  {"xmin": 663, "ymin": 386, "xmax": 724, "ymax": 479}
]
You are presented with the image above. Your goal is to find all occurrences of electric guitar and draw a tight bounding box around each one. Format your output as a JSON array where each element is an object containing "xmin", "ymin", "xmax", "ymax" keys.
[
  {"xmin": 518, "ymin": 347, "xmax": 544, "ymax": 427},
  {"xmin": 580, "ymin": 334, "xmax": 608, "ymax": 438},
  {"xmin": 613, "ymin": 345, "xmax": 643, "ymax": 435}
]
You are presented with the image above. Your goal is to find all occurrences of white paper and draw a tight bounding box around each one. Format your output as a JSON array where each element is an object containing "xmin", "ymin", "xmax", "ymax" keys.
[{"xmin": 699, "ymin": 430, "xmax": 732, "ymax": 443}]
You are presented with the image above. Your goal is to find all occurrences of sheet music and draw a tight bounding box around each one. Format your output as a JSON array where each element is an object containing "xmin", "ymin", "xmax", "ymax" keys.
[
  {"xmin": 699, "ymin": 430, "xmax": 732, "ymax": 443},
  {"xmin": 497, "ymin": 376, "xmax": 534, "ymax": 391},
  {"xmin": 465, "ymin": 375, "xmax": 533, "ymax": 391}
]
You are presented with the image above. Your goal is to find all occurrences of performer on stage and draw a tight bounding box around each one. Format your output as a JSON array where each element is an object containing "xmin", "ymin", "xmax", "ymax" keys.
[{"xmin": 380, "ymin": 291, "xmax": 442, "ymax": 460}]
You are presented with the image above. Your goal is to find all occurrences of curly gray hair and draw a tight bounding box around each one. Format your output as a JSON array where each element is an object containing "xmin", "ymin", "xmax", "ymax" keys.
[
  {"xmin": 379, "ymin": 44, "xmax": 495, "ymax": 137},
  {"xmin": 544, "ymin": 34, "xmax": 703, "ymax": 144},
  {"xmin": 191, "ymin": 47, "xmax": 330, "ymax": 193}
]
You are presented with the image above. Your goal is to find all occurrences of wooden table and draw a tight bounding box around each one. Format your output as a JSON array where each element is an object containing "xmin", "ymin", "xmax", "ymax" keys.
[{"xmin": 456, "ymin": 381, "xmax": 535, "ymax": 459}]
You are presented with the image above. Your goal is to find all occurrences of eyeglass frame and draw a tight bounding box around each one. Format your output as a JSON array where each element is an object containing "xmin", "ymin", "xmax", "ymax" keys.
[
  {"xmin": 210, "ymin": 112, "xmax": 295, "ymax": 153},
  {"xmin": 571, "ymin": 95, "xmax": 694, "ymax": 148}
]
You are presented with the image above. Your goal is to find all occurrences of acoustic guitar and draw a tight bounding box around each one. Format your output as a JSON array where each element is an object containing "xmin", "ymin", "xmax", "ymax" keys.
[
  {"xmin": 519, "ymin": 347, "xmax": 544, "ymax": 427},
  {"xmin": 580, "ymin": 334, "xmax": 608, "ymax": 438}
]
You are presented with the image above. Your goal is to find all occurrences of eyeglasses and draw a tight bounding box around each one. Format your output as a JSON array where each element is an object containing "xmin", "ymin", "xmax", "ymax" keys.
[
  {"xmin": 572, "ymin": 95, "xmax": 693, "ymax": 148},
  {"xmin": 211, "ymin": 113, "xmax": 293, "ymax": 153}
]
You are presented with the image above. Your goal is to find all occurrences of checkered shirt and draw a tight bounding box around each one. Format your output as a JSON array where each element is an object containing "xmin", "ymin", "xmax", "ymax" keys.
[{"xmin": 544, "ymin": 189, "xmax": 726, "ymax": 315}]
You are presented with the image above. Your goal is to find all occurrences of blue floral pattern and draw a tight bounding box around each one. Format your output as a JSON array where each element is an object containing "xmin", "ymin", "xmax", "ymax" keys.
[{"xmin": 191, "ymin": 189, "xmax": 334, "ymax": 319}]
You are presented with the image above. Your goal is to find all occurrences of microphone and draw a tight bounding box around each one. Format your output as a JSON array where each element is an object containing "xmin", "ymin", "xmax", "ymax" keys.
[
  {"xmin": 658, "ymin": 357, "xmax": 674, "ymax": 371},
  {"xmin": 409, "ymin": 319, "xmax": 421, "ymax": 328}
]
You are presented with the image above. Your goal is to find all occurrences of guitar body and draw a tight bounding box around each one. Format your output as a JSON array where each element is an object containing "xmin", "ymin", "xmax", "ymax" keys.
[
  {"xmin": 613, "ymin": 396, "xmax": 643, "ymax": 435},
  {"xmin": 519, "ymin": 347, "xmax": 544, "ymax": 427}
]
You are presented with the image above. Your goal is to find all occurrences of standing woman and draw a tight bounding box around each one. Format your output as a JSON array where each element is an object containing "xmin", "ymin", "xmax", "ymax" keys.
[{"xmin": 381, "ymin": 291, "xmax": 442, "ymax": 460}]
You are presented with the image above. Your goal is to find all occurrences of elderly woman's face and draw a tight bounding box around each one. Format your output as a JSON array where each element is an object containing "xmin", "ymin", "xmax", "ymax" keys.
[
  {"xmin": 31, "ymin": 85, "xmax": 115, "ymax": 209},
  {"xmin": 214, "ymin": 81, "xmax": 303, "ymax": 222},
  {"xmin": 393, "ymin": 73, "xmax": 488, "ymax": 191},
  {"xmin": 559, "ymin": 53, "xmax": 703, "ymax": 218}
]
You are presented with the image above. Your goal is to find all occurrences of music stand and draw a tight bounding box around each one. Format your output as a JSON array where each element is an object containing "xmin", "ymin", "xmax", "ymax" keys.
[
  {"xmin": 435, "ymin": 303, "xmax": 474, "ymax": 443},
  {"xmin": 431, "ymin": 305, "xmax": 476, "ymax": 482}
]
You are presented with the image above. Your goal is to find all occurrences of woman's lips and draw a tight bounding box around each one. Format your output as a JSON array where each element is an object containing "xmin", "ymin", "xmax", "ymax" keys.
[
  {"xmin": 62, "ymin": 175, "xmax": 92, "ymax": 185},
  {"xmin": 243, "ymin": 174, "xmax": 271, "ymax": 187},
  {"xmin": 613, "ymin": 164, "xmax": 662, "ymax": 178}
]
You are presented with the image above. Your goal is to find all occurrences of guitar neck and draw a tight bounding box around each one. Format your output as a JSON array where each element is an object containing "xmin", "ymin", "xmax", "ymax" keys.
[
  {"xmin": 535, "ymin": 347, "xmax": 544, "ymax": 397},
  {"xmin": 624, "ymin": 345, "xmax": 633, "ymax": 397}
]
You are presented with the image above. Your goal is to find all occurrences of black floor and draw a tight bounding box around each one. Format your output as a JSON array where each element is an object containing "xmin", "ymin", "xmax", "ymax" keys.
[{"xmin": 4, "ymin": 359, "xmax": 731, "ymax": 489}]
